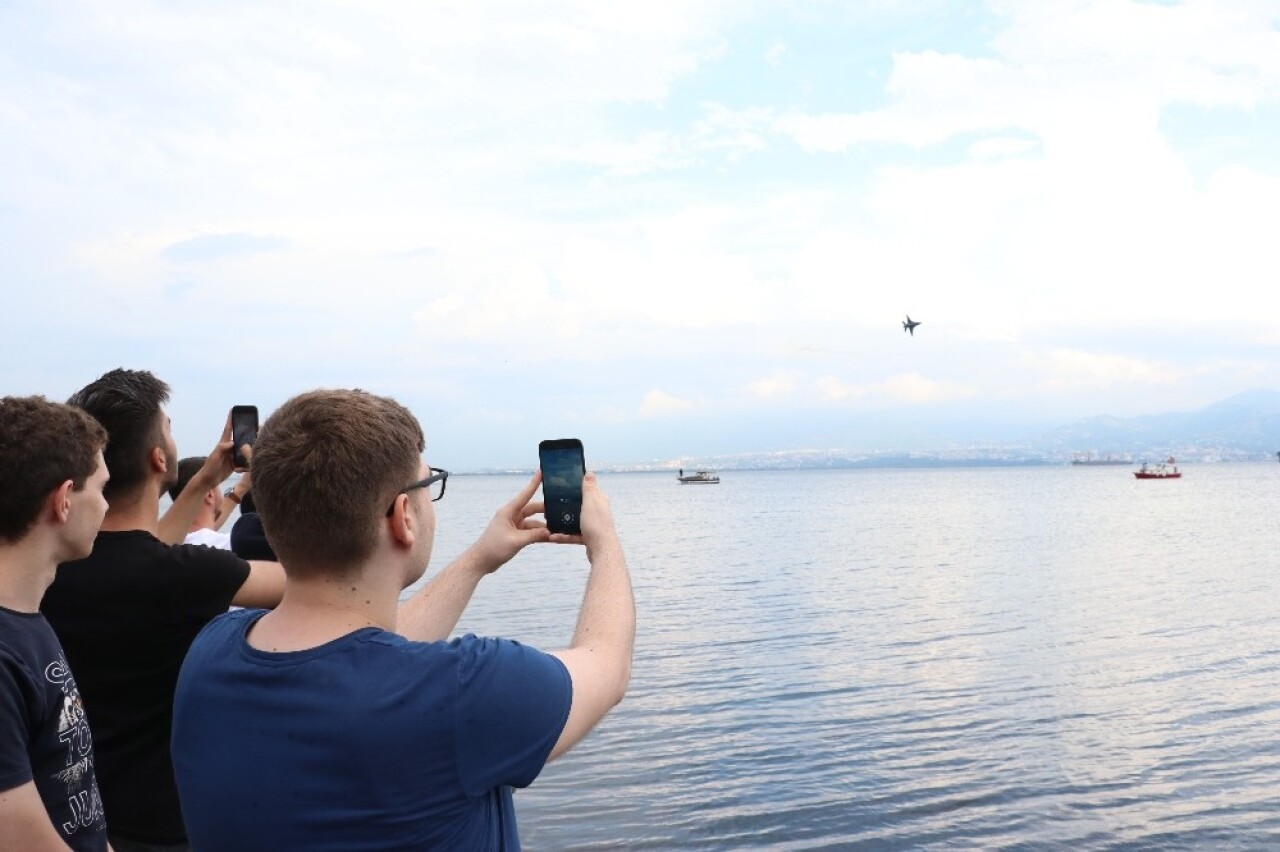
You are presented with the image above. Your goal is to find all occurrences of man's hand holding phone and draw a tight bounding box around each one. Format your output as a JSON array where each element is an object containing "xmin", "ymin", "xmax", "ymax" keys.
[
  {"xmin": 538, "ymin": 438, "xmax": 584, "ymax": 535},
  {"xmin": 193, "ymin": 415, "xmax": 236, "ymax": 491},
  {"xmin": 231, "ymin": 405, "xmax": 259, "ymax": 471},
  {"xmin": 158, "ymin": 413, "xmax": 237, "ymax": 545},
  {"xmin": 549, "ymin": 472, "xmax": 620, "ymax": 556},
  {"xmin": 470, "ymin": 472, "xmax": 553, "ymax": 572}
]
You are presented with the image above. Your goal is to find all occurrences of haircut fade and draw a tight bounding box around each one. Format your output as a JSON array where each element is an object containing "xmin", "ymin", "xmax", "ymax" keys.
[
  {"xmin": 250, "ymin": 389, "xmax": 424, "ymax": 575},
  {"xmin": 68, "ymin": 368, "xmax": 170, "ymax": 501}
]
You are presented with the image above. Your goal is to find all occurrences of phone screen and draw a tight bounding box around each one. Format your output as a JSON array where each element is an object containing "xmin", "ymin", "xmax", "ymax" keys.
[
  {"xmin": 231, "ymin": 406, "xmax": 259, "ymax": 470},
  {"xmin": 539, "ymin": 438, "xmax": 585, "ymax": 535}
]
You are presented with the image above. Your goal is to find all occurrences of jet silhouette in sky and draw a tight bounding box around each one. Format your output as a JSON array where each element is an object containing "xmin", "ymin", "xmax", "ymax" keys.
[{"xmin": 902, "ymin": 315, "xmax": 921, "ymax": 336}]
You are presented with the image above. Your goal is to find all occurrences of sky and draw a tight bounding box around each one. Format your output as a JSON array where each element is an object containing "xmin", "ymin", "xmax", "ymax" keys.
[{"xmin": 3, "ymin": 0, "xmax": 1280, "ymax": 470}]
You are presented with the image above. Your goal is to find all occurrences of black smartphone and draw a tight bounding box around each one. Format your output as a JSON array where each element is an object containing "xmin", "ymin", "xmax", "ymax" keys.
[
  {"xmin": 230, "ymin": 405, "xmax": 259, "ymax": 470},
  {"xmin": 539, "ymin": 438, "xmax": 585, "ymax": 535}
]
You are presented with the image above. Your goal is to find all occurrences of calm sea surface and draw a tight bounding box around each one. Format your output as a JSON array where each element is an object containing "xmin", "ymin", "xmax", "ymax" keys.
[{"xmin": 407, "ymin": 464, "xmax": 1280, "ymax": 850}]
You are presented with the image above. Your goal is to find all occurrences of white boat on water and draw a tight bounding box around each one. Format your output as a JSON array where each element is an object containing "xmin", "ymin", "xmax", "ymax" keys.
[
  {"xmin": 1134, "ymin": 457, "xmax": 1181, "ymax": 480},
  {"xmin": 677, "ymin": 468, "xmax": 720, "ymax": 484}
]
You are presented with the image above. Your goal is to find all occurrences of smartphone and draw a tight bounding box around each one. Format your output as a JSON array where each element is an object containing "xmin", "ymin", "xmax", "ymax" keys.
[
  {"xmin": 539, "ymin": 438, "xmax": 585, "ymax": 535},
  {"xmin": 230, "ymin": 405, "xmax": 259, "ymax": 470}
]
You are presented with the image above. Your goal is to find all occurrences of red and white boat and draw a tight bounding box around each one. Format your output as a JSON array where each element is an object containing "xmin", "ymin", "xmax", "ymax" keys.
[{"xmin": 1134, "ymin": 457, "xmax": 1181, "ymax": 479}]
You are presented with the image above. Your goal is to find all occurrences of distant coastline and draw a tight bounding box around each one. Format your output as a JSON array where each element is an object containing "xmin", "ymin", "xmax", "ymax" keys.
[
  {"xmin": 458, "ymin": 451, "xmax": 1276, "ymax": 477},
  {"xmin": 459, "ymin": 388, "xmax": 1280, "ymax": 475}
]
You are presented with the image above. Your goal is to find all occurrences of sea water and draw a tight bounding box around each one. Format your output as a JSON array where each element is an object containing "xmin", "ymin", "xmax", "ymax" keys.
[{"xmin": 409, "ymin": 464, "xmax": 1280, "ymax": 849}]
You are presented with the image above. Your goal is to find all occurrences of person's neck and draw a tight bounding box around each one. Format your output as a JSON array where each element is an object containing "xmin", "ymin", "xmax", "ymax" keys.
[
  {"xmin": 0, "ymin": 537, "xmax": 59, "ymax": 613},
  {"xmin": 247, "ymin": 565, "xmax": 401, "ymax": 652},
  {"xmin": 187, "ymin": 508, "xmax": 217, "ymax": 534},
  {"xmin": 99, "ymin": 486, "xmax": 161, "ymax": 535}
]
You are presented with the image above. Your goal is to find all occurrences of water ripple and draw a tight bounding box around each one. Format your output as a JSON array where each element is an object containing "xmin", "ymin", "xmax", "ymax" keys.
[{"xmin": 428, "ymin": 466, "xmax": 1280, "ymax": 849}]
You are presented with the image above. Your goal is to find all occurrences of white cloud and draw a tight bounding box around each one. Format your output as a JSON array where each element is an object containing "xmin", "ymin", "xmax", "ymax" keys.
[
  {"xmin": 747, "ymin": 372, "xmax": 800, "ymax": 398},
  {"xmin": 4, "ymin": 0, "xmax": 1280, "ymax": 465},
  {"xmin": 969, "ymin": 136, "xmax": 1039, "ymax": 160},
  {"xmin": 640, "ymin": 389, "xmax": 696, "ymax": 417},
  {"xmin": 770, "ymin": 1, "xmax": 1280, "ymax": 156},
  {"xmin": 691, "ymin": 104, "xmax": 773, "ymax": 158},
  {"xmin": 1039, "ymin": 349, "xmax": 1186, "ymax": 390},
  {"xmin": 816, "ymin": 372, "xmax": 975, "ymax": 405},
  {"xmin": 554, "ymin": 131, "xmax": 692, "ymax": 177}
]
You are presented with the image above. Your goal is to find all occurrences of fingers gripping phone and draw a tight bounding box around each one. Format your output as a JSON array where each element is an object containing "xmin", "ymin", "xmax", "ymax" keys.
[
  {"xmin": 230, "ymin": 405, "xmax": 259, "ymax": 470},
  {"xmin": 539, "ymin": 438, "xmax": 585, "ymax": 535}
]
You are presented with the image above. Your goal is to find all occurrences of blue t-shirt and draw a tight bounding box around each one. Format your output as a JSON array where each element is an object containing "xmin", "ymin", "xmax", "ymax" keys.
[
  {"xmin": 0, "ymin": 606, "xmax": 109, "ymax": 851},
  {"xmin": 171, "ymin": 609, "xmax": 572, "ymax": 851}
]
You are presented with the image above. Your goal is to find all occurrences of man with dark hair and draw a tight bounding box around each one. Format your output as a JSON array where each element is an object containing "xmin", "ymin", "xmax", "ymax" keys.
[
  {"xmin": 41, "ymin": 368, "xmax": 285, "ymax": 852},
  {"xmin": 0, "ymin": 396, "xmax": 111, "ymax": 850},
  {"xmin": 172, "ymin": 389, "xmax": 635, "ymax": 849},
  {"xmin": 166, "ymin": 456, "xmax": 249, "ymax": 548}
]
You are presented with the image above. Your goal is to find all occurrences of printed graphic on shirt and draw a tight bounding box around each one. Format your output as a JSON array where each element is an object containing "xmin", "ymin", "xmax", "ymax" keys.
[{"xmin": 44, "ymin": 655, "xmax": 105, "ymax": 836}]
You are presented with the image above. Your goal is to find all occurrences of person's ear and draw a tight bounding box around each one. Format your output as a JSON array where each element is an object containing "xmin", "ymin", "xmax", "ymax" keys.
[
  {"xmin": 150, "ymin": 445, "xmax": 168, "ymax": 474},
  {"xmin": 47, "ymin": 480, "xmax": 75, "ymax": 524},
  {"xmin": 205, "ymin": 488, "xmax": 219, "ymax": 508},
  {"xmin": 387, "ymin": 499, "xmax": 416, "ymax": 549}
]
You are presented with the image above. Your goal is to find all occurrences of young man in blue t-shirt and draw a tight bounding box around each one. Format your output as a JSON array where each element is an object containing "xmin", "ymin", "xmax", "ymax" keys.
[
  {"xmin": 0, "ymin": 396, "xmax": 111, "ymax": 851},
  {"xmin": 171, "ymin": 389, "xmax": 635, "ymax": 850}
]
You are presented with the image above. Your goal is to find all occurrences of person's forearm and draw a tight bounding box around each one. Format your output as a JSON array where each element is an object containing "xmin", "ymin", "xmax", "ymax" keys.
[
  {"xmin": 156, "ymin": 502, "xmax": 194, "ymax": 544},
  {"xmin": 158, "ymin": 471, "xmax": 221, "ymax": 544},
  {"xmin": 396, "ymin": 545, "xmax": 491, "ymax": 642},
  {"xmin": 212, "ymin": 494, "xmax": 237, "ymax": 529},
  {"xmin": 212, "ymin": 482, "xmax": 248, "ymax": 530},
  {"xmin": 569, "ymin": 533, "xmax": 635, "ymax": 673}
]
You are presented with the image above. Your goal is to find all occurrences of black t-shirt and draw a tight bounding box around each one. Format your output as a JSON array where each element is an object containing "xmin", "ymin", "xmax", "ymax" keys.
[
  {"xmin": 41, "ymin": 530, "xmax": 251, "ymax": 844},
  {"xmin": 0, "ymin": 606, "xmax": 109, "ymax": 851}
]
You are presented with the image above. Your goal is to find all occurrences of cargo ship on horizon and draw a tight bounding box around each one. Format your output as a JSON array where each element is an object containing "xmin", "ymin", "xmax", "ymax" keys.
[{"xmin": 1070, "ymin": 453, "xmax": 1132, "ymax": 466}]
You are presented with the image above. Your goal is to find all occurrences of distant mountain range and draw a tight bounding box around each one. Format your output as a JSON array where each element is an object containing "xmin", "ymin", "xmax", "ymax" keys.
[
  {"xmin": 462, "ymin": 390, "xmax": 1280, "ymax": 474},
  {"xmin": 1041, "ymin": 389, "xmax": 1280, "ymax": 461},
  {"xmin": 609, "ymin": 389, "xmax": 1280, "ymax": 472}
]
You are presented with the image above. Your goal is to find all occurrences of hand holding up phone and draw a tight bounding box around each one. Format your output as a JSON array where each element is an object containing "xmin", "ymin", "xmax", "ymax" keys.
[
  {"xmin": 470, "ymin": 473, "xmax": 553, "ymax": 571},
  {"xmin": 572, "ymin": 472, "xmax": 620, "ymax": 554},
  {"xmin": 231, "ymin": 405, "xmax": 259, "ymax": 471},
  {"xmin": 539, "ymin": 438, "xmax": 584, "ymax": 535}
]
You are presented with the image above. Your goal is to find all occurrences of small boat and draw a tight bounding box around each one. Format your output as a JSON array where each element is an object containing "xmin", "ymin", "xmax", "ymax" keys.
[
  {"xmin": 677, "ymin": 468, "xmax": 720, "ymax": 484},
  {"xmin": 1134, "ymin": 457, "xmax": 1181, "ymax": 479}
]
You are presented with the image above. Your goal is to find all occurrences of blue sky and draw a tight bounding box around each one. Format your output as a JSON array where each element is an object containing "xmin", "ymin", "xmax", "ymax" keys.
[{"xmin": 4, "ymin": 1, "xmax": 1279, "ymax": 469}]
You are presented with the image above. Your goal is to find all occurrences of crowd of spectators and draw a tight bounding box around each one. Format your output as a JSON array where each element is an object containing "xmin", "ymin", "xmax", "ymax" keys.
[{"xmin": 1, "ymin": 369, "xmax": 634, "ymax": 851}]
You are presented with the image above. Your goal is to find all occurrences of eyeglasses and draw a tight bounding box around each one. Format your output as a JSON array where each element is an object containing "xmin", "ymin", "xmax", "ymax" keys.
[{"xmin": 385, "ymin": 468, "xmax": 449, "ymax": 517}]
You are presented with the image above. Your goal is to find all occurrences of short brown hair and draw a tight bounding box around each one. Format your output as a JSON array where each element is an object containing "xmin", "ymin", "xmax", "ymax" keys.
[
  {"xmin": 167, "ymin": 457, "xmax": 207, "ymax": 502},
  {"xmin": 0, "ymin": 396, "xmax": 108, "ymax": 542},
  {"xmin": 250, "ymin": 389, "xmax": 424, "ymax": 574}
]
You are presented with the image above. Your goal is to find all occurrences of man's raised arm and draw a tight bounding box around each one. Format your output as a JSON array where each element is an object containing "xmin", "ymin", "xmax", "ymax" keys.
[
  {"xmin": 547, "ymin": 473, "xmax": 634, "ymax": 762},
  {"xmin": 159, "ymin": 420, "xmax": 234, "ymax": 545},
  {"xmin": 398, "ymin": 473, "xmax": 550, "ymax": 643}
]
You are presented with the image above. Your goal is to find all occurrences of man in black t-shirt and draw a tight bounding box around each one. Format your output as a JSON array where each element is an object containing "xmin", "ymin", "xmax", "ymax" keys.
[
  {"xmin": 41, "ymin": 369, "xmax": 285, "ymax": 852},
  {"xmin": 0, "ymin": 396, "xmax": 111, "ymax": 851}
]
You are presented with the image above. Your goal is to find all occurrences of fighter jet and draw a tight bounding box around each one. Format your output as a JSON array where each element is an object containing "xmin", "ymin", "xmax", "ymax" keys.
[{"xmin": 902, "ymin": 315, "xmax": 921, "ymax": 336}]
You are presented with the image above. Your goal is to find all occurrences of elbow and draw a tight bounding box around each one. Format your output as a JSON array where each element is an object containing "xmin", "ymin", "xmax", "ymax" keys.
[{"xmin": 608, "ymin": 657, "xmax": 632, "ymax": 708}]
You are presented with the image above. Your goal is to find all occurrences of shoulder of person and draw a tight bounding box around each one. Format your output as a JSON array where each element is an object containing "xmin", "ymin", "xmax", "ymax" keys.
[
  {"xmin": 445, "ymin": 634, "xmax": 564, "ymax": 687},
  {"xmin": 168, "ymin": 541, "xmax": 250, "ymax": 568},
  {"xmin": 187, "ymin": 608, "xmax": 262, "ymax": 650},
  {"xmin": 0, "ymin": 640, "xmax": 32, "ymax": 679},
  {"xmin": 363, "ymin": 632, "xmax": 524, "ymax": 672}
]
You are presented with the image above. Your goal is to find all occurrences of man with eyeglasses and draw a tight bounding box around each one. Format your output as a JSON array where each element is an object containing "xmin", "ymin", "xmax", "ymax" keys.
[{"xmin": 170, "ymin": 388, "xmax": 635, "ymax": 850}]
